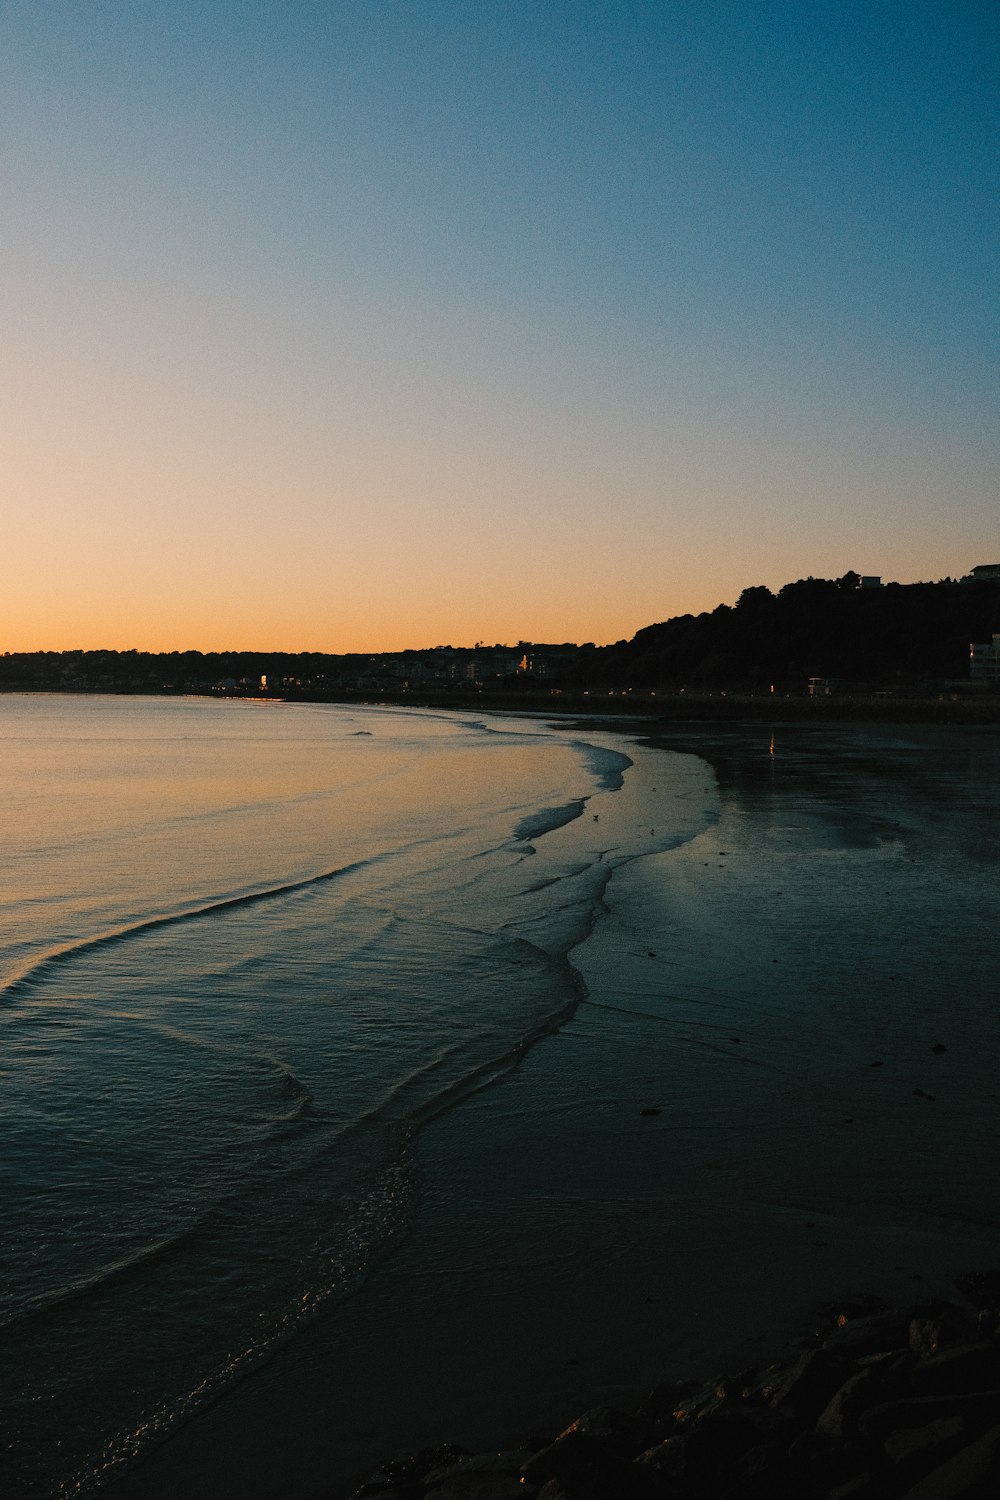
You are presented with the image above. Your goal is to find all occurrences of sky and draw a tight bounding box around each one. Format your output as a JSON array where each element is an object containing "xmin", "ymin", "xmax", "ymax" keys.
[{"xmin": 2, "ymin": 0, "xmax": 997, "ymax": 652}]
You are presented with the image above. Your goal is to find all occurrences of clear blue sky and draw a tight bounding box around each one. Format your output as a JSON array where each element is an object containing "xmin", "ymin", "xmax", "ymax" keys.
[{"xmin": 3, "ymin": 1, "xmax": 997, "ymax": 649}]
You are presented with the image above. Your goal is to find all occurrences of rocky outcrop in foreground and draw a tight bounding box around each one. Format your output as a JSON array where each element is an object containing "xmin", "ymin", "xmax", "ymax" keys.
[{"xmin": 348, "ymin": 1274, "xmax": 1000, "ymax": 1500}]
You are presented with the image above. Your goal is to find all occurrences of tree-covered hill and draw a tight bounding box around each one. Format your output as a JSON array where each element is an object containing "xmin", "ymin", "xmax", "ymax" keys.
[{"xmin": 584, "ymin": 574, "xmax": 1000, "ymax": 692}]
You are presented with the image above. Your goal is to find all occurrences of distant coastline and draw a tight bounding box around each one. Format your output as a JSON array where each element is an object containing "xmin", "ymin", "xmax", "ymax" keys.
[
  {"xmin": 376, "ymin": 687, "xmax": 1000, "ymax": 725},
  {"xmin": 4, "ymin": 575, "xmax": 999, "ymax": 707},
  {"xmin": 2, "ymin": 682, "xmax": 999, "ymax": 724}
]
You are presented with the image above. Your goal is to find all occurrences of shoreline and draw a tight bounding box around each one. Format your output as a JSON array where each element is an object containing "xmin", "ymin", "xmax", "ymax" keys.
[
  {"xmin": 97, "ymin": 717, "xmax": 1000, "ymax": 1500},
  {"xmin": 332, "ymin": 719, "xmax": 1000, "ymax": 1498},
  {"xmin": 2, "ymin": 684, "xmax": 1000, "ymax": 725},
  {"xmin": 343, "ymin": 1281, "xmax": 1000, "ymax": 1498},
  {"xmin": 401, "ymin": 690, "xmax": 1000, "ymax": 726}
]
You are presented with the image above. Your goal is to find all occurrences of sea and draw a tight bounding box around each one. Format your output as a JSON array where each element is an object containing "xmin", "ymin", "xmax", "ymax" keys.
[{"xmin": 2, "ymin": 694, "xmax": 999, "ymax": 1499}]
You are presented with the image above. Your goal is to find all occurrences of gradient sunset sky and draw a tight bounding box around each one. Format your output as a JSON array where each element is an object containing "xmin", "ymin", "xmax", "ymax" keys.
[{"xmin": 4, "ymin": 1, "xmax": 997, "ymax": 652}]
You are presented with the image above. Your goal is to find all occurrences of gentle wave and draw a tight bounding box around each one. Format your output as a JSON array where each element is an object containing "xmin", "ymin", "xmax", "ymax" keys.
[
  {"xmin": 271, "ymin": 1058, "xmax": 314, "ymax": 1120},
  {"xmin": 516, "ymin": 860, "xmax": 597, "ymax": 896},
  {"xmin": 354, "ymin": 959, "xmax": 582, "ymax": 1139},
  {"xmin": 1, "ymin": 1222, "xmax": 210, "ymax": 1336},
  {"xmin": 31, "ymin": 934, "xmax": 591, "ymax": 1496},
  {"xmin": 2, "ymin": 705, "xmax": 721, "ymax": 1500},
  {"xmin": 57, "ymin": 1153, "xmax": 419, "ymax": 1498},
  {"xmin": 0, "ymin": 858, "xmax": 382, "ymax": 1002},
  {"xmin": 2, "ymin": 1052, "xmax": 314, "ymax": 1339}
]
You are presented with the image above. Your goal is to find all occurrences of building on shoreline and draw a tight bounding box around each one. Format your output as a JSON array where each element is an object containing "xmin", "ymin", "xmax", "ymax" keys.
[{"xmin": 970, "ymin": 634, "xmax": 1000, "ymax": 683}]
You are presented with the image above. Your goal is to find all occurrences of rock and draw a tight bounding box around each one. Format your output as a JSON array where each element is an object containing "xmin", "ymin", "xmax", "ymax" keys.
[
  {"xmin": 636, "ymin": 1378, "xmax": 699, "ymax": 1425},
  {"xmin": 786, "ymin": 1431, "xmax": 876, "ymax": 1495},
  {"xmin": 910, "ymin": 1304, "xmax": 979, "ymax": 1359},
  {"xmin": 350, "ymin": 1291, "xmax": 1000, "ymax": 1500},
  {"xmin": 665, "ymin": 1407, "xmax": 782, "ymax": 1492},
  {"xmin": 714, "ymin": 1437, "xmax": 800, "ymax": 1499},
  {"xmin": 885, "ymin": 1415, "xmax": 966, "ymax": 1469},
  {"xmin": 554, "ymin": 1404, "xmax": 656, "ymax": 1458},
  {"xmin": 816, "ymin": 1367, "xmax": 888, "ymax": 1439},
  {"xmin": 352, "ymin": 1444, "xmax": 470, "ymax": 1497},
  {"xmin": 519, "ymin": 1431, "xmax": 635, "ymax": 1500},
  {"xmin": 423, "ymin": 1449, "xmax": 537, "ymax": 1500},
  {"xmin": 860, "ymin": 1392, "xmax": 1000, "ymax": 1446},
  {"xmin": 759, "ymin": 1349, "xmax": 853, "ymax": 1423},
  {"xmin": 954, "ymin": 1271, "xmax": 1000, "ymax": 1310},
  {"xmin": 822, "ymin": 1476, "xmax": 880, "ymax": 1499},
  {"xmin": 426, "ymin": 1450, "xmax": 534, "ymax": 1481},
  {"xmin": 672, "ymin": 1374, "xmax": 735, "ymax": 1426},
  {"xmin": 816, "ymin": 1295, "xmax": 894, "ymax": 1323},
  {"xmin": 821, "ymin": 1308, "xmax": 912, "ymax": 1357},
  {"xmin": 351, "ymin": 1481, "xmax": 420, "ymax": 1499},
  {"xmin": 632, "ymin": 1435, "xmax": 687, "ymax": 1476},
  {"xmin": 909, "ymin": 1343, "xmax": 1000, "ymax": 1397},
  {"xmin": 899, "ymin": 1422, "xmax": 1000, "ymax": 1498},
  {"xmin": 424, "ymin": 1474, "xmax": 528, "ymax": 1500}
]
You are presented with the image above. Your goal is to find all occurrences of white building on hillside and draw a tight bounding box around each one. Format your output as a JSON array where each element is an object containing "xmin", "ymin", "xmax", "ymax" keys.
[{"xmin": 970, "ymin": 634, "xmax": 1000, "ymax": 683}]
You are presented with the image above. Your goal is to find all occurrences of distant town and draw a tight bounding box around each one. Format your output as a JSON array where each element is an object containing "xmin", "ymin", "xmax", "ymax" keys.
[{"xmin": 4, "ymin": 567, "xmax": 999, "ymax": 713}]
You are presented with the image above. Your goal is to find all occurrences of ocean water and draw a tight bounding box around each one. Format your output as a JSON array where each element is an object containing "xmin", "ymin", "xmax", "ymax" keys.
[
  {"xmin": 0, "ymin": 694, "xmax": 708, "ymax": 1498},
  {"xmin": 4, "ymin": 700, "xmax": 999, "ymax": 1500}
]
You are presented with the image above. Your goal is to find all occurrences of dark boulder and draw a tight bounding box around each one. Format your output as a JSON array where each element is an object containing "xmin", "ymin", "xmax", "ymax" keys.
[
  {"xmin": 909, "ymin": 1344, "xmax": 1000, "ymax": 1398},
  {"xmin": 519, "ymin": 1431, "xmax": 638, "ymax": 1500},
  {"xmin": 899, "ymin": 1421, "xmax": 1000, "ymax": 1498}
]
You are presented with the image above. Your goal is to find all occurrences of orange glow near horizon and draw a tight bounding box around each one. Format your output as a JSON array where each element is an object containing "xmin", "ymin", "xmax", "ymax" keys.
[
  {"xmin": 3, "ymin": 7, "xmax": 995, "ymax": 659},
  {"xmin": 5, "ymin": 359, "xmax": 992, "ymax": 656}
]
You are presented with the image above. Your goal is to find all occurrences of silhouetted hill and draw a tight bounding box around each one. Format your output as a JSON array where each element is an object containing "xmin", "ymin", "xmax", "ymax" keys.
[{"xmin": 581, "ymin": 575, "xmax": 1000, "ymax": 692}]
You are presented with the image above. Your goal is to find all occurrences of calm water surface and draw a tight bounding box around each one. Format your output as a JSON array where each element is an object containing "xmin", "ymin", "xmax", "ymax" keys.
[{"xmin": 1, "ymin": 695, "xmax": 696, "ymax": 1497}]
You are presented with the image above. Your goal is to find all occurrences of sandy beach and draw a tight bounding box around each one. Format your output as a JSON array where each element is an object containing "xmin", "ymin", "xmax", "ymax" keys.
[
  {"xmin": 95, "ymin": 717, "xmax": 1000, "ymax": 1500},
  {"xmin": 92, "ymin": 719, "xmax": 999, "ymax": 1499}
]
